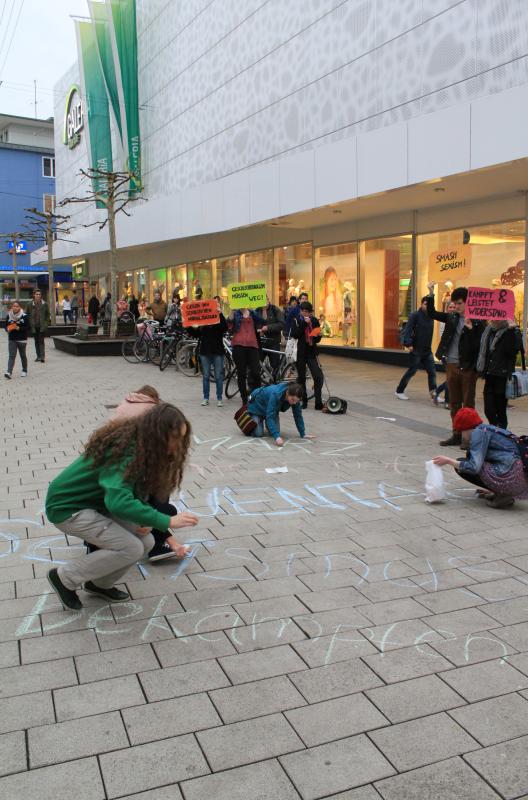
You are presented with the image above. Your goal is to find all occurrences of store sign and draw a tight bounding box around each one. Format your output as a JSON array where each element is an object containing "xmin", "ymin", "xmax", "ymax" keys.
[
  {"xmin": 182, "ymin": 300, "xmax": 219, "ymax": 327},
  {"xmin": 466, "ymin": 286, "xmax": 515, "ymax": 321},
  {"xmin": 63, "ymin": 84, "xmax": 84, "ymax": 149},
  {"xmin": 8, "ymin": 240, "xmax": 27, "ymax": 254},
  {"xmin": 228, "ymin": 282, "xmax": 267, "ymax": 309},
  {"xmin": 428, "ymin": 245, "xmax": 472, "ymax": 282},
  {"xmin": 72, "ymin": 259, "xmax": 87, "ymax": 279}
]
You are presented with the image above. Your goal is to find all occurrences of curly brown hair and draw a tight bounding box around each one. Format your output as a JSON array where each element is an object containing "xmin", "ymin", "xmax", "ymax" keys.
[{"xmin": 84, "ymin": 403, "xmax": 191, "ymax": 497}]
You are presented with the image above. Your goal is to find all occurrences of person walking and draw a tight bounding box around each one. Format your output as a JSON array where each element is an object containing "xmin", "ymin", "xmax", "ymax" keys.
[
  {"xmin": 426, "ymin": 282, "xmax": 485, "ymax": 446},
  {"xmin": 61, "ymin": 295, "xmax": 72, "ymax": 324},
  {"xmin": 246, "ymin": 381, "xmax": 315, "ymax": 446},
  {"xmin": 291, "ymin": 300, "xmax": 324, "ymax": 410},
  {"xmin": 477, "ymin": 319, "xmax": 521, "ymax": 430},
  {"xmin": 4, "ymin": 301, "xmax": 29, "ymax": 379},
  {"xmin": 395, "ymin": 296, "xmax": 437, "ymax": 401},
  {"xmin": 45, "ymin": 403, "xmax": 198, "ymax": 610},
  {"xmin": 70, "ymin": 290, "xmax": 79, "ymax": 323},
  {"xmin": 88, "ymin": 292, "xmax": 101, "ymax": 325},
  {"xmin": 258, "ymin": 295, "xmax": 284, "ymax": 374},
  {"xmin": 198, "ymin": 297, "xmax": 227, "ymax": 407},
  {"xmin": 433, "ymin": 408, "xmax": 528, "ymax": 509},
  {"xmin": 228, "ymin": 307, "xmax": 265, "ymax": 404},
  {"xmin": 28, "ymin": 289, "xmax": 50, "ymax": 363}
]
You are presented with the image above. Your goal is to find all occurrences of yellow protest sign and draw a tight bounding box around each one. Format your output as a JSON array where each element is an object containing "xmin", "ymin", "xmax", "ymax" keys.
[
  {"xmin": 428, "ymin": 245, "xmax": 472, "ymax": 282},
  {"xmin": 227, "ymin": 281, "xmax": 266, "ymax": 309}
]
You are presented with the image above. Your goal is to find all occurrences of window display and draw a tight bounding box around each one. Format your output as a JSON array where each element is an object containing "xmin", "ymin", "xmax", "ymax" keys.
[
  {"xmin": 215, "ymin": 256, "xmax": 240, "ymax": 313},
  {"xmin": 359, "ymin": 236, "xmax": 412, "ymax": 349},
  {"xmin": 188, "ymin": 260, "xmax": 212, "ymax": 300},
  {"xmin": 169, "ymin": 265, "xmax": 188, "ymax": 300},
  {"xmin": 147, "ymin": 268, "xmax": 167, "ymax": 302},
  {"xmin": 242, "ymin": 249, "xmax": 273, "ymax": 301},
  {"xmin": 276, "ymin": 243, "xmax": 313, "ymax": 307},
  {"xmin": 315, "ymin": 243, "xmax": 358, "ymax": 345}
]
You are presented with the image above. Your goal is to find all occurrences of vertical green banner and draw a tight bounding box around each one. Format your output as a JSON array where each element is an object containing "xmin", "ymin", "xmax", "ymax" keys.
[
  {"xmin": 107, "ymin": 0, "xmax": 141, "ymax": 195},
  {"xmin": 88, "ymin": 0, "xmax": 123, "ymax": 154},
  {"xmin": 75, "ymin": 19, "xmax": 114, "ymax": 208}
]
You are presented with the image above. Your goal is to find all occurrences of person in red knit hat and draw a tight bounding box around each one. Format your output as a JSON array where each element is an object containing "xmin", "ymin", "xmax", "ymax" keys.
[{"xmin": 433, "ymin": 408, "xmax": 528, "ymax": 509}]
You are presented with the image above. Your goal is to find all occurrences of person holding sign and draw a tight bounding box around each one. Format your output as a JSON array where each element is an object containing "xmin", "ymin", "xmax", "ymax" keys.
[
  {"xmin": 291, "ymin": 301, "xmax": 324, "ymax": 410},
  {"xmin": 197, "ymin": 297, "xmax": 227, "ymax": 407},
  {"xmin": 228, "ymin": 307, "xmax": 265, "ymax": 405},
  {"xmin": 477, "ymin": 319, "xmax": 521, "ymax": 430},
  {"xmin": 433, "ymin": 408, "xmax": 528, "ymax": 509},
  {"xmin": 426, "ymin": 283, "xmax": 485, "ymax": 447}
]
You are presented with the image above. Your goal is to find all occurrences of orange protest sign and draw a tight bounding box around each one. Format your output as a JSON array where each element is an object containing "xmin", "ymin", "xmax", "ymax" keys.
[
  {"xmin": 428, "ymin": 245, "xmax": 472, "ymax": 282},
  {"xmin": 181, "ymin": 300, "xmax": 219, "ymax": 327}
]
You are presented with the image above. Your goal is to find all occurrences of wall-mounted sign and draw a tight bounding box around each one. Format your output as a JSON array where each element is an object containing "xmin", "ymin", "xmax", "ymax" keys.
[
  {"xmin": 63, "ymin": 84, "xmax": 84, "ymax": 149},
  {"xmin": 8, "ymin": 240, "xmax": 27, "ymax": 254},
  {"xmin": 72, "ymin": 259, "xmax": 87, "ymax": 279},
  {"xmin": 428, "ymin": 245, "xmax": 472, "ymax": 282}
]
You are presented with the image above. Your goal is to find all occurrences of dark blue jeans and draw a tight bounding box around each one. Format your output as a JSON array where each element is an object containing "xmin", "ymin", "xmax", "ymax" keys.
[
  {"xmin": 200, "ymin": 353, "xmax": 224, "ymax": 401},
  {"xmin": 397, "ymin": 349, "xmax": 437, "ymax": 394}
]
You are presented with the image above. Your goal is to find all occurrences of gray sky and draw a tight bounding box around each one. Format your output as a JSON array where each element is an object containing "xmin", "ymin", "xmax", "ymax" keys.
[{"xmin": 0, "ymin": 0, "xmax": 88, "ymax": 120}]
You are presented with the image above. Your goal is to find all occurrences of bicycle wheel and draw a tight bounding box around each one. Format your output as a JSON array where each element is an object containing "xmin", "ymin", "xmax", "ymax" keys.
[
  {"xmin": 225, "ymin": 368, "xmax": 240, "ymax": 399},
  {"xmin": 121, "ymin": 338, "xmax": 139, "ymax": 363},
  {"xmin": 147, "ymin": 339, "xmax": 162, "ymax": 366},
  {"xmin": 159, "ymin": 341, "xmax": 176, "ymax": 371},
  {"xmin": 280, "ymin": 360, "xmax": 298, "ymax": 381},
  {"xmin": 134, "ymin": 336, "xmax": 149, "ymax": 362},
  {"xmin": 177, "ymin": 343, "xmax": 199, "ymax": 377}
]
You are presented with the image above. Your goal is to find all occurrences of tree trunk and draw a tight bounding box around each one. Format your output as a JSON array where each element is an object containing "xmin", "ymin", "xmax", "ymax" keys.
[
  {"xmin": 12, "ymin": 237, "xmax": 19, "ymax": 301},
  {"xmin": 46, "ymin": 222, "xmax": 56, "ymax": 325},
  {"xmin": 107, "ymin": 178, "xmax": 119, "ymax": 338}
]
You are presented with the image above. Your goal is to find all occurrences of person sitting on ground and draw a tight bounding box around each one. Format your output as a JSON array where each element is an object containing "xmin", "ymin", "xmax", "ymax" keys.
[
  {"xmin": 45, "ymin": 403, "xmax": 198, "ymax": 610},
  {"xmin": 246, "ymin": 381, "xmax": 315, "ymax": 447},
  {"xmin": 432, "ymin": 407, "xmax": 528, "ymax": 509}
]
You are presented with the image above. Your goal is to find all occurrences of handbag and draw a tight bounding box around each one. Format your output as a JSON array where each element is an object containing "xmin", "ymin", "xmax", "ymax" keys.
[
  {"xmin": 285, "ymin": 336, "xmax": 297, "ymax": 361},
  {"xmin": 234, "ymin": 405, "xmax": 257, "ymax": 436}
]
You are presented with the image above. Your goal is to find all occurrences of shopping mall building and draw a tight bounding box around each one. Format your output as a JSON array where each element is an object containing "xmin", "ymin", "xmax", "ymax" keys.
[{"xmin": 38, "ymin": 0, "xmax": 528, "ymax": 359}]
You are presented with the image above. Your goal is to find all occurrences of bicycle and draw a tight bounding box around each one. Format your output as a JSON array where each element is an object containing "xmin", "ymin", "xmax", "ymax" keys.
[{"xmin": 121, "ymin": 319, "xmax": 160, "ymax": 363}]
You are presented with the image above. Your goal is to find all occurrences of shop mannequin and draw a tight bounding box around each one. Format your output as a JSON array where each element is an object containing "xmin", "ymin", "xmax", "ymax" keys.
[
  {"xmin": 287, "ymin": 279, "xmax": 296, "ymax": 298},
  {"xmin": 295, "ymin": 279, "xmax": 305, "ymax": 297},
  {"xmin": 441, "ymin": 280, "xmax": 453, "ymax": 311}
]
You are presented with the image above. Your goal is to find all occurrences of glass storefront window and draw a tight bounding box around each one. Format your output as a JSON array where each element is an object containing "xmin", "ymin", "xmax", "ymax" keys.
[
  {"xmin": 118, "ymin": 271, "xmax": 134, "ymax": 301},
  {"xmin": 148, "ymin": 268, "xmax": 168, "ymax": 302},
  {"xmin": 276, "ymin": 243, "xmax": 313, "ymax": 307},
  {"xmin": 417, "ymin": 221, "xmax": 526, "ymax": 334},
  {"xmin": 241, "ymin": 249, "xmax": 273, "ymax": 303},
  {"xmin": 215, "ymin": 256, "xmax": 240, "ymax": 313},
  {"xmin": 315, "ymin": 242, "xmax": 358, "ymax": 344},
  {"xmin": 188, "ymin": 260, "xmax": 212, "ymax": 300},
  {"xmin": 358, "ymin": 235, "xmax": 413, "ymax": 349},
  {"xmin": 168, "ymin": 265, "xmax": 188, "ymax": 300}
]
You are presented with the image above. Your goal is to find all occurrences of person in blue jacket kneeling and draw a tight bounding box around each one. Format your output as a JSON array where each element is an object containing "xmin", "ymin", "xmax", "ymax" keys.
[{"xmin": 247, "ymin": 381, "xmax": 315, "ymax": 447}]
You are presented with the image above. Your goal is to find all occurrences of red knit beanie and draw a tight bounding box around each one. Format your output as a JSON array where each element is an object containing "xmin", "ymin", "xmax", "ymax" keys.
[{"xmin": 453, "ymin": 408, "xmax": 483, "ymax": 432}]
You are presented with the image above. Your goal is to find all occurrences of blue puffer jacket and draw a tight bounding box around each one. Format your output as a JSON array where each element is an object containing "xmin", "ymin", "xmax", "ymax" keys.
[
  {"xmin": 457, "ymin": 424, "xmax": 520, "ymax": 476},
  {"xmin": 247, "ymin": 383, "xmax": 305, "ymax": 440}
]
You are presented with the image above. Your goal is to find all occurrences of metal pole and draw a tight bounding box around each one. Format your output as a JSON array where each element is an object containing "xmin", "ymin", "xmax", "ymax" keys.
[{"xmin": 523, "ymin": 192, "xmax": 528, "ymax": 351}]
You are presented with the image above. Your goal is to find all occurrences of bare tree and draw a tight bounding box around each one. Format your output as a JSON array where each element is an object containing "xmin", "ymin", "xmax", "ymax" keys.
[
  {"xmin": 23, "ymin": 209, "xmax": 75, "ymax": 325},
  {"xmin": 59, "ymin": 168, "xmax": 141, "ymax": 337},
  {"xmin": 0, "ymin": 230, "xmax": 47, "ymax": 301}
]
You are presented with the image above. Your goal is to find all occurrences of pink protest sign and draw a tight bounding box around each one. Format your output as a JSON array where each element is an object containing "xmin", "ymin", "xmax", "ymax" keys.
[{"xmin": 466, "ymin": 286, "xmax": 515, "ymax": 321}]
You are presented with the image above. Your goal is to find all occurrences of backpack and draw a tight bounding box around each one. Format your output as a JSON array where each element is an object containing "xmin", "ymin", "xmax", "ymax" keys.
[
  {"xmin": 494, "ymin": 427, "xmax": 528, "ymax": 473},
  {"xmin": 399, "ymin": 314, "xmax": 416, "ymax": 347},
  {"xmin": 234, "ymin": 405, "xmax": 257, "ymax": 436}
]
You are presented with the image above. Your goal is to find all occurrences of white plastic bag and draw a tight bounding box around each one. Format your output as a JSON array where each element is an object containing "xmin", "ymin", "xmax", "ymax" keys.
[
  {"xmin": 425, "ymin": 460, "xmax": 446, "ymax": 503},
  {"xmin": 285, "ymin": 337, "xmax": 297, "ymax": 361}
]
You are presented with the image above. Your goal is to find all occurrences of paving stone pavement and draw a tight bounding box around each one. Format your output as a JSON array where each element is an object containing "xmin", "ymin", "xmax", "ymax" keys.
[{"xmin": 1, "ymin": 338, "xmax": 528, "ymax": 799}]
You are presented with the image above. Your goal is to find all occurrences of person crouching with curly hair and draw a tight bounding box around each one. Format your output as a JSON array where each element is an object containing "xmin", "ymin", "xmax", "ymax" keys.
[{"xmin": 45, "ymin": 404, "xmax": 198, "ymax": 610}]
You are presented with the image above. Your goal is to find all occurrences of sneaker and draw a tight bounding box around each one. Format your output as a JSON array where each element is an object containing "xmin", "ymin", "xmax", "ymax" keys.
[
  {"xmin": 4, "ymin": 373, "xmax": 11, "ymax": 380},
  {"xmin": 201, "ymin": 399, "xmax": 209, "ymax": 406},
  {"xmin": 485, "ymin": 494, "xmax": 515, "ymax": 509},
  {"xmin": 21, "ymin": 371, "xmax": 27, "ymax": 377},
  {"xmin": 217, "ymin": 400, "xmax": 223, "ymax": 407},
  {"xmin": 84, "ymin": 581, "xmax": 130, "ymax": 602},
  {"xmin": 34, "ymin": 358, "xmax": 40, "ymax": 362},
  {"xmin": 315, "ymin": 402, "xmax": 324, "ymax": 410},
  {"xmin": 429, "ymin": 390, "xmax": 437, "ymax": 400},
  {"xmin": 395, "ymin": 391, "xmax": 408, "ymax": 400},
  {"xmin": 440, "ymin": 432, "xmax": 462, "ymax": 447},
  {"xmin": 47, "ymin": 567, "xmax": 82, "ymax": 610},
  {"xmin": 148, "ymin": 543, "xmax": 179, "ymax": 562}
]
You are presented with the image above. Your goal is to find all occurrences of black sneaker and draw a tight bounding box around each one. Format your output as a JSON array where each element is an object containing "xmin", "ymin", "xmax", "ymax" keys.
[
  {"xmin": 439, "ymin": 432, "xmax": 462, "ymax": 447},
  {"xmin": 84, "ymin": 582, "xmax": 130, "ymax": 602},
  {"xmin": 148, "ymin": 542, "xmax": 179, "ymax": 562},
  {"xmin": 47, "ymin": 568, "xmax": 82, "ymax": 610}
]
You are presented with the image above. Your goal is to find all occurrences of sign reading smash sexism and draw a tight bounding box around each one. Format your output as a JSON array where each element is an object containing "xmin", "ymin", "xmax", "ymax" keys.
[
  {"xmin": 428, "ymin": 245, "xmax": 472, "ymax": 281},
  {"xmin": 181, "ymin": 300, "xmax": 219, "ymax": 327},
  {"xmin": 227, "ymin": 282, "xmax": 266, "ymax": 309},
  {"xmin": 466, "ymin": 287, "xmax": 515, "ymax": 321}
]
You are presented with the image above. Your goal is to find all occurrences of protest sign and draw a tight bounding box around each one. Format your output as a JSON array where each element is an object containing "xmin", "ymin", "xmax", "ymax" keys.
[
  {"xmin": 466, "ymin": 286, "xmax": 515, "ymax": 321},
  {"xmin": 181, "ymin": 300, "xmax": 219, "ymax": 327},
  {"xmin": 428, "ymin": 245, "xmax": 472, "ymax": 282},
  {"xmin": 227, "ymin": 281, "xmax": 266, "ymax": 309}
]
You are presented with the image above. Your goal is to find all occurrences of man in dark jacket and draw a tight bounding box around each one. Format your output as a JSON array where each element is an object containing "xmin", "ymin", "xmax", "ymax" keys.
[
  {"xmin": 292, "ymin": 301, "xmax": 324, "ymax": 410},
  {"xmin": 258, "ymin": 296, "xmax": 284, "ymax": 373},
  {"xmin": 88, "ymin": 293, "xmax": 100, "ymax": 325},
  {"xmin": 426, "ymin": 282, "xmax": 485, "ymax": 446},
  {"xmin": 395, "ymin": 297, "xmax": 436, "ymax": 401},
  {"xmin": 27, "ymin": 289, "xmax": 50, "ymax": 363},
  {"xmin": 477, "ymin": 321, "xmax": 521, "ymax": 429}
]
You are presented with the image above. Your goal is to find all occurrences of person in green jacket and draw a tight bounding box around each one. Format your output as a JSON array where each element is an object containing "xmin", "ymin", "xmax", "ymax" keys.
[
  {"xmin": 27, "ymin": 289, "xmax": 50, "ymax": 363},
  {"xmin": 46, "ymin": 403, "xmax": 198, "ymax": 610}
]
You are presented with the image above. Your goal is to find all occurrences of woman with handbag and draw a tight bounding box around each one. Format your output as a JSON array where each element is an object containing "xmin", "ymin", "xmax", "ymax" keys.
[{"xmin": 4, "ymin": 301, "xmax": 29, "ymax": 379}]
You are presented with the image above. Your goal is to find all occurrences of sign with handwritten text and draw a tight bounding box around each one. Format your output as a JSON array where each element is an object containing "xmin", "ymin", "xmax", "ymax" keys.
[
  {"xmin": 466, "ymin": 286, "xmax": 515, "ymax": 321},
  {"xmin": 227, "ymin": 281, "xmax": 266, "ymax": 309},
  {"xmin": 181, "ymin": 300, "xmax": 219, "ymax": 327},
  {"xmin": 428, "ymin": 245, "xmax": 472, "ymax": 281}
]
